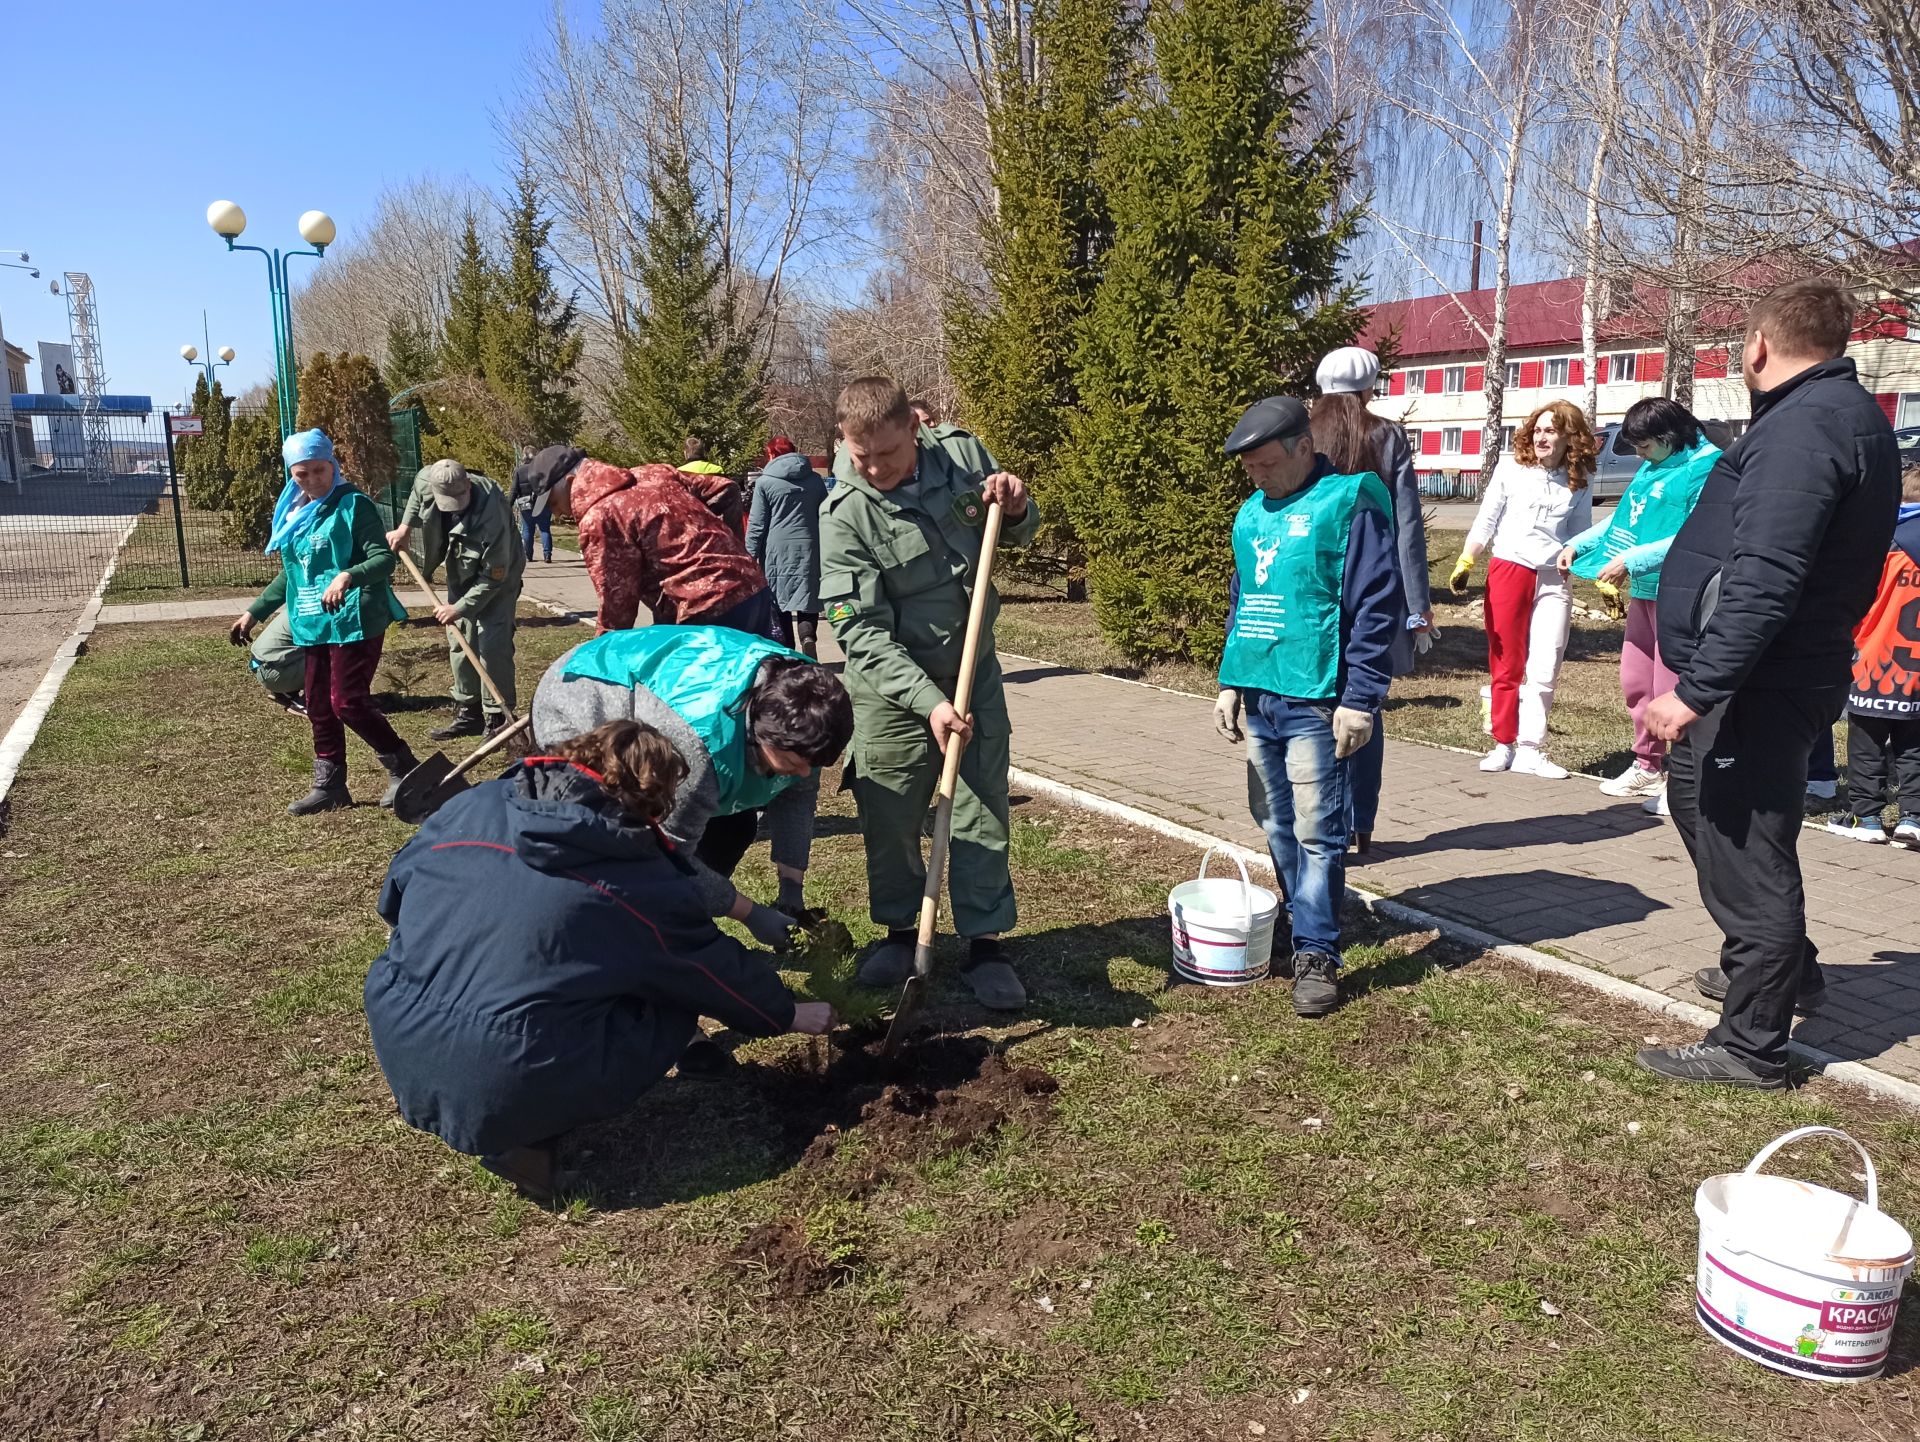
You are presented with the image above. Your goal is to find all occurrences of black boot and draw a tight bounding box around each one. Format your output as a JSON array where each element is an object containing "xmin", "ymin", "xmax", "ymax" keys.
[
  {"xmin": 288, "ymin": 759, "xmax": 351, "ymax": 816},
  {"xmin": 376, "ymin": 748, "xmax": 419, "ymax": 809},
  {"xmin": 429, "ymin": 708, "xmax": 484, "ymax": 743}
]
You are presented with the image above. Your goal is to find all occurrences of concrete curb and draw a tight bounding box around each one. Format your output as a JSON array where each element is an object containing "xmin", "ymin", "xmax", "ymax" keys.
[{"xmin": 1008, "ymin": 764, "xmax": 1920, "ymax": 1113}]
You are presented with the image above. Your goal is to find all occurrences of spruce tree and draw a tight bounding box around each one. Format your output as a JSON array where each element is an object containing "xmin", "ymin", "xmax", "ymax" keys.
[
  {"xmin": 384, "ymin": 310, "xmax": 441, "ymax": 399},
  {"xmin": 441, "ymin": 214, "xmax": 493, "ymax": 378},
  {"xmin": 948, "ymin": 0, "xmax": 1137, "ymax": 597},
  {"xmin": 483, "ymin": 162, "xmax": 585, "ymax": 447},
  {"xmin": 1060, "ymin": 0, "xmax": 1367, "ymax": 664},
  {"xmin": 180, "ymin": 373, "xmax": 235, "ymax": 510},
  {"xmin": 606, "ymin": 146, "xmax": 766, "ymax": 468}
]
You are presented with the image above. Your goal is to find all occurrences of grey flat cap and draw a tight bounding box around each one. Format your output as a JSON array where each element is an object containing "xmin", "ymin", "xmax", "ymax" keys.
[{"xmin": 1224, "ymin": 396, "xmax": 1311, "ymax": 455}]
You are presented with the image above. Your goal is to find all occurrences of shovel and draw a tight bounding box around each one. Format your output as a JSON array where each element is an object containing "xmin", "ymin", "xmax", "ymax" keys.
[
  {"xmin": 396, "ymin": 548, "xmax": 518, "ymax": 723},
  {"xmin": 882, "ymin": 500, "xmax": 1004, "ymax": 1060},
  {"xmin": 393, "ymin": 713, "xmax": 534, "ymax": 823}
]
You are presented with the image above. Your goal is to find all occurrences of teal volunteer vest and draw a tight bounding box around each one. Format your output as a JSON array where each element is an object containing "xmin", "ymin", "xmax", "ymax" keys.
[
  {"xmin": 1571, "ymin": 441, "xmax": 1719, "ymax": 600},
  {"xmin": 282, "ymin": 490, "xmax": 407, "ymax": 648},
  {"xmin": 563, "ymin": 625, "xmax": 812, "ymax": 815},
  {"xmin": 1219, "ymin": 469, "xmax": 1392, "ymax": 700}
]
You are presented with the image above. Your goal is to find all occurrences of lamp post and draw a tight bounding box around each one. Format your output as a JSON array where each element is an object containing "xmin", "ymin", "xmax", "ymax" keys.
[
  {"xmin": 0, "ymin": 249, "xmax": 38, "ymax": 489},
  {"xmin": 206, "ymin": 201, "xmax": 333, "ymax": 441},
  {"xmin": 180, "ymin": 310, "xmax": 235, "ymax": 400}
]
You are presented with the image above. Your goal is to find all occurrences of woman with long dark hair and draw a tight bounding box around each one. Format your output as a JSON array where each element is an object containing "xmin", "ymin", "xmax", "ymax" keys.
[
  {"xmin": 1310, "ymin": 347, "xmax": 1432, "ymax": 852},
  {"xmin": 1449, "ymin": 400, "xmax": 1596, "ymax": 779},
  {"xmin": 1557, "ymin": 397, "xmax": 1721, "ymax": 814}
]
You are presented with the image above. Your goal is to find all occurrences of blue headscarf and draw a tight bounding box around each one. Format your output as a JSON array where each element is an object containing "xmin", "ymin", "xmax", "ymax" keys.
[{"xmin": 264, "ymin": 429, "xmax": 350, "ymax": 555}]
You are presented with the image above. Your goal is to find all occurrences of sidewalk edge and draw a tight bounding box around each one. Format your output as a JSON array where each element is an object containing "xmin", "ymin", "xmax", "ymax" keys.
[{"xmin": 1008, "ymin": 764, "xmax": 1920, "ymax": 1113}]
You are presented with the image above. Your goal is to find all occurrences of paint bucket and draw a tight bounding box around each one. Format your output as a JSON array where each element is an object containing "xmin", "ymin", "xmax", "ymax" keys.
[
  {"xmin": 1168, "ymin": 846, "xmax": 1279, "ymax": 986},
  {"xmin": 1479, "ymin": 684, "xmax": 1493, "ymax": 735},
  {"xmin": 1694, "ymin": 1126, "xmax": 1914, "ymax": 1382}
]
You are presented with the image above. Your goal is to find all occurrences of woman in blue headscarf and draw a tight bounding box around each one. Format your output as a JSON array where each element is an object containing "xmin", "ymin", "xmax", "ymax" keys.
[{"xmin": 228, "ymin": 429, "xmax": 416, "ymax": 815}]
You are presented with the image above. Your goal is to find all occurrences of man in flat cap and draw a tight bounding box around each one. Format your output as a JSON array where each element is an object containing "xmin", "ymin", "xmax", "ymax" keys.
[
  {"xmin": 401, "ymin": 459, "xmax": 526, "ymax": 740},
  {"xmin": 1213, "ymin": 396, "xmax": 1406, "ymax": 1016}
]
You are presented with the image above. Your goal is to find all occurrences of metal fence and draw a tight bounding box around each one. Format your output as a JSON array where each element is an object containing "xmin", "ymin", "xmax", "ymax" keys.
[{"xmin": 0, "ymin": 405, "xmax": 434, "ymax": 605}]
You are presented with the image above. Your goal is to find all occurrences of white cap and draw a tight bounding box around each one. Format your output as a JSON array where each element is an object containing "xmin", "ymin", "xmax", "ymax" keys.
[{"xmin": 1315, "ymin": 346, "xmax": 1381, "ymax": 396}]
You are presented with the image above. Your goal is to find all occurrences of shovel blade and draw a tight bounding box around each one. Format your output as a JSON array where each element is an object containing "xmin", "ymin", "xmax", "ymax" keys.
[
  {"xmin": 880, "ymin": 975, "xmax": 929, "ymax": 1060},
  {"xmin": 392, "ymin": 752, "xmax": 460, "ymax": 824}
]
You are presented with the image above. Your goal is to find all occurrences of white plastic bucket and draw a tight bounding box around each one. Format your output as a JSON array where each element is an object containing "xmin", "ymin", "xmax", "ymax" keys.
[
  {"xmin": 1168, "ymin": 846, "xmax": 1279, "ymax": 986},
  {"xmin": 1694, "ymin": 1125, "xmax": 1914, "ymax": 1382}
]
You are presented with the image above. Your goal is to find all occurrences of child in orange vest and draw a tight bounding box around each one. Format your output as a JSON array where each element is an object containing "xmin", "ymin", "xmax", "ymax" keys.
[{"xmin": 1829, "ymin": 466, "xmax": 1920, "ymax": 845}]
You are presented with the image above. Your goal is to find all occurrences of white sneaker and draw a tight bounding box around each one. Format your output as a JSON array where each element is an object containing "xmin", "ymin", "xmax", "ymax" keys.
[
  {"xmin": 1512, "ymin": 745, "xmax": 1570, "ymax": 780},
  {"xmin": 1896, "ymin": 816, "xmax": 1920, "ymax": 847},
  {"xmin": 1828, "ymin": 813, "xmax": 1889, "ymax": 844},
  {"xmin": 1806, "ymin": 779, "xmax": 1839, "ymax": 803},
  {"xmin": 1600, "ymin": 763, "xmax": 1664, "ymax": 797},
  {"xmin": 1643, "ymin": 783, "xmax": 1669, "ymax": 817},
  {"xmin": 1480, "ymin": 743, "xmax": 1515, "ymax": 773}
]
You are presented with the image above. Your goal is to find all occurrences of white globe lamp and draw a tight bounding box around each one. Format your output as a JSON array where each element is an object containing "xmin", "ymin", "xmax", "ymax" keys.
[
  {"xmin": 297, "ymin": 211, "xmax": 337, "ymax": 249},
  {"xmin": 207, "ymin": 200, "xmax": 247, "ymax": 239}
]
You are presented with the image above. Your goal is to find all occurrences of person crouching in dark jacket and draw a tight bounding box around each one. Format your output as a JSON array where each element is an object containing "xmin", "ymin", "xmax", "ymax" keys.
[
  {"xmin": 1639, "ymin": 278, "xmax": 1900, "ymax": 1091},
  {"xmin": 364, "ymin": 718, "xmax": 835, "ymax": 1200}
]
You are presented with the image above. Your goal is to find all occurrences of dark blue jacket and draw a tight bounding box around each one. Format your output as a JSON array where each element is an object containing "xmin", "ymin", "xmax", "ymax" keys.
[
  {"xmin": 1226, "ymin": 457, "xmax": 1406, "ymax": 711},
  {"xmin": 364, "ymin": 759, "xmax": 797, "ymax": 1157},
  {"xmin": 1658, "ymin": 357, "xmax": 1900, "ymax": 711}
]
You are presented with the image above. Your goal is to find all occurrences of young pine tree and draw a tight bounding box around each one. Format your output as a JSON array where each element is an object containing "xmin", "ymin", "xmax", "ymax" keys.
[
  {"xmin": 948, "ymin": 0, "xmax": 1138, "ymax": 598},
  {"xmin": 483, "ymin": 162, "xmax": 584, "ymax": 446},
  {"xmin": 606, "ymin": 146, "xmax": 766, "ymax": 469},
  {"xmin": 1060, "ymin": 0, "xmax": 1367, "ymax": 665}
]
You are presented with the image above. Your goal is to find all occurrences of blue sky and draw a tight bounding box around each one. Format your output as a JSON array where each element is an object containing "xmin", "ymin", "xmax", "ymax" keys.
[{"xmin": 2, "ymin": 0, "xmax": 549, "ymax": 408}]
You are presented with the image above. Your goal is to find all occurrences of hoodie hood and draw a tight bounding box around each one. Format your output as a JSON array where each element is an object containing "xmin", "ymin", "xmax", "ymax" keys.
[
  {"xmin": 1897, "ymin": 503, "xmax": 1920, "ymax": 568},
  {"xmin": 758, "ymin": 452, "xmax": 817, "ymax": 483},
  {"xmin": 567, "ymin": 458, "xmax": 639, "ymax": 521},
  {"xmin": 502, "ymin": 759, "xmax": 664, "ymax": 872}
]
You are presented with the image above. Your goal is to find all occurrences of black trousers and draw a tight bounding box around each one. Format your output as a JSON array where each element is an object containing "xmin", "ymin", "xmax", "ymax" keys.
[
  {"xmin": 1667, "ymin": 685, "xmax": 1843, "ymax": 1077},
  {"xmin": 1845, "ymin": 712, "xmax": 1920, "ymax": 818}
]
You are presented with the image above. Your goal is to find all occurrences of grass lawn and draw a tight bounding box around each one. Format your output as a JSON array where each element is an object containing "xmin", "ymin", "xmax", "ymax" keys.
[
  {"xmin": 999, "ymin": 527, "xmax": 1848, "ymax": 780},
  {"xmin": 103, "ymin": 505, "xmax": 279, "ymax": 602},
  {"xmin": 2, "ymin": 620, "xmax": 1916, "ymax": 1440}
]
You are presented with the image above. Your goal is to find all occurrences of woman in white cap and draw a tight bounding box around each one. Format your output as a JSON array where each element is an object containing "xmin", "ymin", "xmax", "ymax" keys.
[{"xmin": 1310, "ymin": 346, "xmax": 1432, "ymax": 853}]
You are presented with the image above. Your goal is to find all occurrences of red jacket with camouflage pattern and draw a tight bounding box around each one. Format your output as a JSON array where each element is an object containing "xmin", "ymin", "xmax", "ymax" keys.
[{"xmin": 571, "ymin": 460, "xmax": 766, "ymax": 633}]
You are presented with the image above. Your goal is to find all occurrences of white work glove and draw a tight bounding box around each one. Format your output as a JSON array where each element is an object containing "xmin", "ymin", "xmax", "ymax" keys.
[
  {"xmin": 1332, "ymin": 706, "xmax": 1374, "ymax": 760},
  {"xmin": 1213, "ymin": 688, "xmax": 1244, "ymax": 744},
  {"xmin": 1413, "ymin": 626, "xmax": 1438, "ymax": 656}
]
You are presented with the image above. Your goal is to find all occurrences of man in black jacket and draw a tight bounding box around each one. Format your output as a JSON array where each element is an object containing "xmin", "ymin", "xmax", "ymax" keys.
[{"xmin": 1640, "ymin": 278, "xmax": 1901, "ymax": 1089}]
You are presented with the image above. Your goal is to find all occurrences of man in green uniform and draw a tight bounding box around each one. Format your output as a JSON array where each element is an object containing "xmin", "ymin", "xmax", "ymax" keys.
[
  {"xmin": 821, "ymin": 376, "xmax": 1038, "ymax": 1010},
  {"xmin": 403, "ymin": 459, "xmax": 526, "ymax": 741}
]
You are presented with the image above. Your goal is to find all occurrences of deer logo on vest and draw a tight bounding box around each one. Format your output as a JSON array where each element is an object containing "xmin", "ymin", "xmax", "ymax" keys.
[{"xmin": 1252, "ymin": 537, "xmax": 1282, "ymax": 586}]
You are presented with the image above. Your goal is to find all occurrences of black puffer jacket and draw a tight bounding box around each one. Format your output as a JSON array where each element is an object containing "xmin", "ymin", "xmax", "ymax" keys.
[{"xmin": 1658, "ymin": 357, "xmax": 1900, "ymax": 711}]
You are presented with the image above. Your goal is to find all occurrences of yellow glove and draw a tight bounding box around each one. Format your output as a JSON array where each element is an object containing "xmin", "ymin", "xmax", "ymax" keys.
[
  {"xmin": 1449, "ymin": 555, "xmax": 1474, "ymax": 594},
  {"xmin": 1593, "ymin": 577, "xmax": 1627, "ymax": 619}
]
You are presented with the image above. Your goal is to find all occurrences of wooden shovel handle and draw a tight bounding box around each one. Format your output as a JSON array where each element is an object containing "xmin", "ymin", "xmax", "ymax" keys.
[
  {"xmin": 445, "ymin": 713, "xmax": 534, "ymax": 783},
  {"xmin": 396, "ymin": 547, "xmax": 517, "ymax": 722},
  {"xmin": 912, "ymin": 502, "xmax": 1005, "ymax": 970}
]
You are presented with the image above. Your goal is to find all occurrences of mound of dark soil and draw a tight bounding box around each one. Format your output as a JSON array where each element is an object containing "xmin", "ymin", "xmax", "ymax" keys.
[{"xmin": 729, "ymin": 1217, "xmax": 853, "ymax": 1297}]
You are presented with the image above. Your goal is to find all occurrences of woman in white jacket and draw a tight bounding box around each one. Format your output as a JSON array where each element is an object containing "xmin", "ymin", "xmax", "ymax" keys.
[{"xmin": 1448, "ymin": 399, "xmax": 1596, "ymax": 778}]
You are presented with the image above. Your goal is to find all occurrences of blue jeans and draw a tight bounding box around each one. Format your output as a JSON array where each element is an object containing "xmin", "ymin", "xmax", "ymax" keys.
[
  {"xmin": 1243, "ymin": 691, "xmax": 1349, "ymax": 958},
  {"xmin": 520, "ymin": 506, "xmax": 553, "ymax": 561}
]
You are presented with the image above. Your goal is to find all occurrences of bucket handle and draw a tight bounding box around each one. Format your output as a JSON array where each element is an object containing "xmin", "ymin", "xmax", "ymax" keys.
[
  {"xmin": 1195, "ymin": 845, "xmax": 1254, "ymax": 926},
  {"xmin": 1743, "ymin": 1125, "xmax": 1879, "ymax": 1212}
]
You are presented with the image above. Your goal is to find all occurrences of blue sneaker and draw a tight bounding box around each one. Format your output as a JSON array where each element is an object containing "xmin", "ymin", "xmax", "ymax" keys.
[
  {"xmin": 1828, "ymin": 813, "xmax": 1888, "ymax": 844},
  {"xmin": 1894, "ymin": 816, "xmax": 1920, "ymax": 847}
]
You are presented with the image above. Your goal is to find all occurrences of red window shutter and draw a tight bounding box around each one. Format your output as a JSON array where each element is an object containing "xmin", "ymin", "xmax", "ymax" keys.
[
  {"xmin": 1696, "ymin": 347, "xmax": 1728, "ymax": 380},
  {"xmin": 1389, "ymin": 371, "xmax": 1406, "ymax": 397},
  {"xmin": 1464, "ymin": 429, "xmax": 1482, "ymax": 455},
  {"xmin": 1569, "ymin": 359, "xmax": 1585, "ymax": 385},
  {"xmin": 1425, "ymin": 368, "xmax": 1442, "ymax": 392},
  {"xmin": 1877, "ymin": 393, "xmax": 1900, "ymax": 423},
  {"xmin": 1641, "ymin": 351, "xmax": 1664, "ymax": 383},
  {"xmin": 1596, "ymin": 356, "xmax": 1609, "ymax": 384},
  {"xmin": 1421, "ymin": 429, "xmax": 1441, "ymax": 456},
  {"xmin": 1520, "ymin": 361, "xmax": 1543, "ymax": 388},
  {"xmin": 1466, "ymin": 364, "xmax": 1485, "ymax": 390}
]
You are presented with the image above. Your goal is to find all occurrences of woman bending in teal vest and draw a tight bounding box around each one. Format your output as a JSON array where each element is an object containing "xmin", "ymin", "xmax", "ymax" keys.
[
  {"xmin": 530, "ymin": 626, "xmax": 854, "ymax": 950},
  {"xmin": 229, "ymin": 429, "xmax": 416, "ymax": 815}
]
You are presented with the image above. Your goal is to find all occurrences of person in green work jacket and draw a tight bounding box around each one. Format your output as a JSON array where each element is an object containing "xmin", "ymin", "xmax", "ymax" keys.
[
  {"xmin": 229, "ymin": 429, "xmax": 414, "ymax": 815},
  {"xmin": 821, "ymin": 376, "xmax": 1039, "ymax": 1011},
  {"xmin": 401, "ymin": 459, "xmax": 527, "ymax": 741}
]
